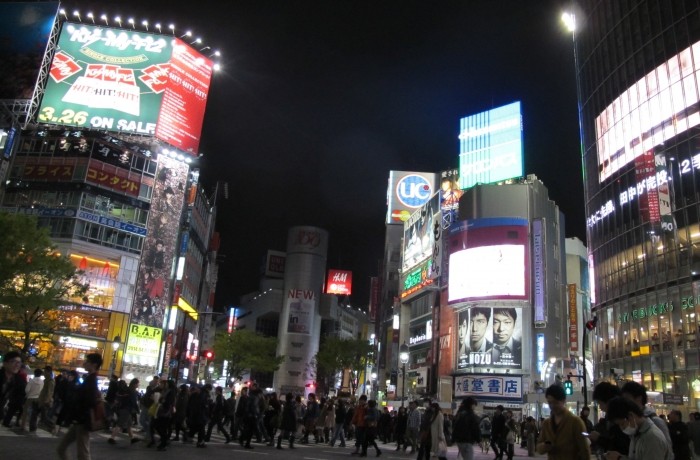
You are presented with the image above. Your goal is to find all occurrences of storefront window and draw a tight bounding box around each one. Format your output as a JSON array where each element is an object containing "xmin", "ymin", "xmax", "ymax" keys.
[{"xmin": 68, "ymin": 254, "xmax": 118, "ymax": 309}]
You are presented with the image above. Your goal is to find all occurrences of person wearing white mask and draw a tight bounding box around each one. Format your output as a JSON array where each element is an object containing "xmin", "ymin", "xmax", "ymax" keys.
[{"xmin": 604, "ymin": 396, "xmax": 671, "ymax": 460}]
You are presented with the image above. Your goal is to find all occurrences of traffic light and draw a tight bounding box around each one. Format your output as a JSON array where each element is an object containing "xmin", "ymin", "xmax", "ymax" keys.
[
  {"xmin": 204, "ymin": 350, "xmax": 213, "ymax": 360},
  {"xmin": 564, "ymin": 379, "xmax": 573, "ymax": 396}
]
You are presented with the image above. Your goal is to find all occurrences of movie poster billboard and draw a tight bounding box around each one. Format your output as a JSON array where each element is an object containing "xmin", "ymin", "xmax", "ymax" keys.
[
  {"xmin": 447, "ymin": 217, "xmax": 529, "ymax": 303},
  {"xmin": 38, "ymin": 23, "xmax": 213, "ymax": 153},
  {"xmin": 131, "ymin": 155, "xmax": 189, "ymax": 329},
  {"xmin": 456, "ymin": 306, "xmax": 523, "ymax": 369},
  {"xmin": 402, "ymin": 193, "xmax": 439, "ymax": 272}
]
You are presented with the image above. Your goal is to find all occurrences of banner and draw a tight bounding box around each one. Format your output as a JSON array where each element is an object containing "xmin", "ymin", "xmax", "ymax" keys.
[{"xmin": 455, "ymin": 374, "xmax": 522, "ymax": 400}]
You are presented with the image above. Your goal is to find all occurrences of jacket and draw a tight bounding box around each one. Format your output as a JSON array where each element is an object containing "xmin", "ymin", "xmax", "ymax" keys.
[
  {"xmin": 452, "ymin": 408, "xmax": 481, "ymax": 444},
  {"xmin": 537, "ymin": 409, "xmax": 591, "ymax": 460}
]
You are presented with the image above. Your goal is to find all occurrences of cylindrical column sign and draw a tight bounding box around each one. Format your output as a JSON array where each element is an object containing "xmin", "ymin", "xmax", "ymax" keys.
[{"xmin": 273, "ymin": 226, "xmax": 328, "ymax": 396}]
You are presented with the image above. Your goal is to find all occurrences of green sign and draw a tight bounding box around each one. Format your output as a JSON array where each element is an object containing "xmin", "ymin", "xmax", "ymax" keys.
[
  {"xmin": 618, "ymin": 301, "xmax": 674, "ymax": 323},
  {"xmin": 39, "ymin": 23, "xmax": 170, "ymax": 135}
]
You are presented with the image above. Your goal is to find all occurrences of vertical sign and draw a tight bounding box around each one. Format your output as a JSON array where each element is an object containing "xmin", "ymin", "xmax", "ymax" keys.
[
  {"xmin": 532, "ymin": 219, "xmax": 546, "ymax": 324},
  {"xmin": 536, "ymin": 334, "xmax": 545, "ymax": 373},
  {"xmin": 568, "ymin": 284, "xmax": 579, "ymax": 353}
]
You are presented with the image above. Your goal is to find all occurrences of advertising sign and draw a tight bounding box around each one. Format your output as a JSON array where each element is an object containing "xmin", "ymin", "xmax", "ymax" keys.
[
  {"xmin": 86, "ymin": 159, "xmax": 141, "ymax": 197},
  {"xmin": 532, "ymin": 219, "xmax": 546, "ymax": 324},
  {"xmin": 439, "ymin": 169, "xmax": 463, "ymax": 213},
  {"xmin": 369, "ymin": 277, "xmax": 380, "ymax": 321},
  {"xmin": 39, "ymin": 23, "xmax": 213, "ymax": 154},
  {"xmin": 22, "ymin": 162, "xmax": 75, "ymax": 181},
  {"xmin": 568, "ymin": 284, "xmax": 579, "ymax": 353},
  {"xmin": 132, "ymin": 156, "xmax": 189, "ymax": 329},
  {"xmin": 400, "ymin": 258, "xmax": 435, "ymax": 299},
  {"xmin": 125, "ymin": 324, "xmax": 163, "ymax": 363},
  {"xmin": 326, "ymin": 269, "xmax": 352, "ymax": 295},
  {"xmin": 457, "ymin": 306, "xmax": 523, "ymax": 369},
  {"xmin": 264, "ymin": 250, "xmax": 286, "ymax": 278},
  {"xmin": 286, "ymin": 289, "xmax": 314, "ymax": 335},
  {"xmin": 447, "ymin": 218, "xmax": 529, "ymax": 303},
  {"xmin": 402, "ymin": 193, "xmax": 439, "ymax": 272},
  {"xmin": 386, "ymin": 171, "xmax": 437, "ymax": 224},
  {"xmin": 455, "ymin": 374, "xmax": 522, "ymax": 400},
  {"xmin": 595, "ymin": 40, "xmax": 700, "ymax": 183},
  {"xmin": 458, "ymin": 101, "xmax": 523, "ymax": 189}
]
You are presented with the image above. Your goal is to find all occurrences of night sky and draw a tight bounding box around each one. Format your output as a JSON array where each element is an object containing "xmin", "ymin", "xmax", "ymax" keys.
[{"xmin": 64, "ymin": 0, "xmax": 584, "ymax": 309}]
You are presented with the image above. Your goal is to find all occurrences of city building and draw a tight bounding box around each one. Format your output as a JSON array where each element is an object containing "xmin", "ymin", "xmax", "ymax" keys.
[
  {"xmin": 0, "ymin": 10, "xmax": 220, "ymax": 385},
  {"xmin": 578, "ymin": 1, "xmax": 700, "ymax": 413}
]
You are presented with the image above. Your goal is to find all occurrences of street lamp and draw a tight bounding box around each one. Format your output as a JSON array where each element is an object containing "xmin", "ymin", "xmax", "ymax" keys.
[
  {"xmin": 109, "ymin": 335, "xmax": 121, "ymax": 378},
  {"xmin": 399, "ymin": 343, "xmax": 409, "ymax": 407}
]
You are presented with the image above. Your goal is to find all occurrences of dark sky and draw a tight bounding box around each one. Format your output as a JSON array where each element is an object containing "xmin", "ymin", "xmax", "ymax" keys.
[{"xmin": 66, "ymin": 0, "xmax": 583, "ymax": 309}]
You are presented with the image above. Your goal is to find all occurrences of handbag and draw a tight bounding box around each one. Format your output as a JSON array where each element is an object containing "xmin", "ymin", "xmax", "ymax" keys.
[
  {"xmin": 89, "ymin": 398, "xmax": 107, "ymax": 432},
  {"xmin": 506, "ymin": 430, "xmax": 516, "ymax": 444}
]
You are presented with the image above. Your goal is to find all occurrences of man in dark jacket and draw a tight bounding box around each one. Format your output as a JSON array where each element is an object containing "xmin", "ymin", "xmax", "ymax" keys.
[
  {"xmin": 235, "ymin": 387, "xmax": 249, "ymax": 444},
  {"xmin": 0, "ymin": 351, "xmax": 25, "ymax": 427},
  {"xmin": 205, "ymin": 386, "xmax": 231, "ymax": 443},
  {"xmin": 668, "ymin": 410, "xmax": 690, "ymax": 460},
  {"xmin": 490, "ymin": 405, "xmax": 507, "ymax": 460},
  {"xmin": 56, "ymin": 353, "xmax": 103, "ymax": 460},
  {"xmin": 277, "ymin": 393, "xmax": 298, "ymax": 449},
  {"xmin": 453, "ymin": 397, "xmax": 482, "ymax": 460},
  {"xmin": 590, "ymin": 382, "xmax": 629, "ymax": 457}
]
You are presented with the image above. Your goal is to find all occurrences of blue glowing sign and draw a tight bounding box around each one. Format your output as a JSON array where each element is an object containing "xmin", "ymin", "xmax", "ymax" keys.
[{"xmin": 458, "ymin": 101, "xmax": 523, "ymax": 189}]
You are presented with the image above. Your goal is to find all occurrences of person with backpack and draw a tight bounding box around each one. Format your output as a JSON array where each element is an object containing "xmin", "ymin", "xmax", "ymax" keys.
[
  {"xmin": 453, "ymin": 397, "xmax": 482, "ymax": 460},
  {"xmin": 479, "ymin": 415, "xmax": 492, "ymax": 453}
]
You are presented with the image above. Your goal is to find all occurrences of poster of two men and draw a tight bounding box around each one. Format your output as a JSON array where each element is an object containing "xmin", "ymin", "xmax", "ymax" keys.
[{"xmin": 457, "ymin": 307, "xmax": 522, "ymax": 370}]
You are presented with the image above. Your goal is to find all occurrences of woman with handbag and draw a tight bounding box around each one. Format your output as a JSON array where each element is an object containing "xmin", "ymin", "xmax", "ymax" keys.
[{"xmin": 504, "ymin": 410, "xmax": 517, "ymax": 460}]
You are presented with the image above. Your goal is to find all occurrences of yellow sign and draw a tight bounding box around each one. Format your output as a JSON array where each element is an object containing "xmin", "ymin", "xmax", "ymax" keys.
[{"xmin": 126, "ymin": 324, "xmax": 162, "ymax": 359}]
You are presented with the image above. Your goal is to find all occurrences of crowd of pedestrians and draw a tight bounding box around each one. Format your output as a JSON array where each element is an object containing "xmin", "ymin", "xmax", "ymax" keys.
[{"xmin": 5, "ymin": 351, "xmax": 700, "ymax": 460}]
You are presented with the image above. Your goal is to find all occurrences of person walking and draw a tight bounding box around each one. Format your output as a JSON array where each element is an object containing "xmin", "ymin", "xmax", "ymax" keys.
[
  {"xmin": 108, "ymin": 379, "xmax": 140, "ymax": 445},
  {"xmin": 187, "ymin": 384, "xmax": 210, "ymax": 448},
  {"xmin": 1, "ymin": 351, "xmax": 26, "ymax": 428},
  {"xmin": 56, "ymin": 353, "xmax": 104, "ymax": 460},
  {"xmin": 491, "ymin": 405, "xmax": 507, "ymax": 460},
  {"xmin": 405, "ymin": 400, "xmax": 422, "ymax": 454},
  {"xmin": 429, "ymin": 403, "xmax": 448, "ymax": 460},
  {"xmin": 480, "ymin": 415, "xmax": 492, "ymax": 453},
  {"xmin": 394, "ymin": 406, "xmax": 407, "ymax": 451},
  {"xmin": 37, "ymin": 366, "xmax": 55, "ymax": 429},
  {"xmin": 603, "ymin": 396, "xmax": 671, "ymax": 460},
  {"xmin": 361, "ymin": 399, "xmax": 382, "ymax": 457},
  {"xmin": 504, "ymin": 410, "xmax": 517, "ymax": 460},
  {"xmin": 173, "ymin": 384, "xmax": 189, "ymax": 442},
  {"xmin": 150, "ymin": 379, "xmax": 175, "ymax": 451},
  {"xmin": 351, "ymin": 395, "xmax": 368, "ymax": 455},
  {"xmin": 205, "ymin": 386, "xmax": 231, "ymax": 443},
  {"xmin": 20, "ymin": 368, "xmax": 44, "ymax": 432},
  {"xmin": 235, "ymin": 386, "xmax": 249, "ymax": 443},
  {"xmin": 452, "ymin": 397, "xmax": 481, "ymax": 460},
  {"xmin": 330, "ymin": 399, "xmax": 347, "ymax": 447},
  {"xmin": 536, "ymin": 384, "xmax": 590, "ymax": 460},
  {"xmin": 668, "ymin": 410, "xmax": 691, "ymax": 460},
  {"xmin": 277, "ymin": 392, "xmax": 297, "ymax": 449},
  {"xmin": 303, "ymin": 393, "xmax": 320, "ymax": 444}
]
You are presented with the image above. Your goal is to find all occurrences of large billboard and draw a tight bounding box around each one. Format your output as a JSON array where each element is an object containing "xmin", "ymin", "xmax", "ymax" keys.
[
  {"xmin": 326, "ymin": 269, "xmax": 352, "ymax": 295},
  {"xmin": 402, "ymin": 193, "xmax": 439, "ymax": 272},
  {"xmin": 595, "ymin": 41, "xmax": 700, "ymax": 183},
  {"xmin": 386, "ymin": 171, "xmax": 437, "ymax": 224},
  {"xmin": 457, "ymin": 306, "xmax": 523, "ymax": 369},
  {"xmin": 38, "ymin": 23, "xmax": 213, "ymax": 154},
  {"xmin": 458, "ymin": 101, "xmax": 523, "ymax": 189},
  {"xmin": 447, "ymin": 218, "xmax": 529, "ymax": 303},
  {"xmin": 0, "ymin": 2, "xmax": 58, "ymax": 99}
]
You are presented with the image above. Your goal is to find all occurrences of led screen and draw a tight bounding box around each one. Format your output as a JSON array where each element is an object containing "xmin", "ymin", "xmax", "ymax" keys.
[
  {"xmin": 458, "ymin": 101, "xmax": 523, "ymax": 189},
  {"xmin": 447, "ymin": 217, "xmax": 529, "ymax": 303},
  {"xmin": 449, "ymin": 245, "xmax": 525, "ymax": 299},
  {"xmin": 326, "ymin": 269, "xmax": 352, "ymax": 295},
  {"xmin": 595, "ymin": 40, "xmax": 700, "ymax": 182},
  {"xmin": 402, "ymin": 193, "xmax": 439, "ymax": 272},
  {"xmin": 38, "ymin": 23, "xmax": 213, "ymax": 154}
]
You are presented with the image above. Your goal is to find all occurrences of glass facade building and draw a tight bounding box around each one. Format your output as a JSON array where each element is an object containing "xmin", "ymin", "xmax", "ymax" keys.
[{"xmin": 580, "ymin": 1, "xmax": 700, "ymax": 411}]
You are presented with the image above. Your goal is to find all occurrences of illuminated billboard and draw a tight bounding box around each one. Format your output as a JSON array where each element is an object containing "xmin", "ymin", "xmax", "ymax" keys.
[
  {"xmin": 458, "ymin": 101, "xmax": 523, "ymax": 189},
  {"xmin": 447, "ymin": 217, "xmax": 529, "ymax": 303},
  {"xmin": 38, "ymin": 23, "xmax": 213, "ymax": 154},
  {"xmin": 595, "ymin": 41, "xmax": 700, "ymax": 183},
  {"xmin": 326, "ymin": 269, "xmax": 352, "ymax": 295},
  {"xmin": 455, "ymin": 374, "xmax": 522, "ymax": 400},
  {"xmin": 386, "ymin": 171, "xmax": 437, "ymax": 224},
  {"xmin": 402, "ymin": 193, "xmax": 439, "ymax": 272},
  {"xmin": 457, "ymin": 306, "xmax": 523, "ymax": 369},
  {"xmin": 125, "ymin": 323, "xmax": 162, "ymax": 365}
]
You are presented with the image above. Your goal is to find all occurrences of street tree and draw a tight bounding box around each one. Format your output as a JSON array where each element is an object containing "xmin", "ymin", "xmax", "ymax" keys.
[
  {"xmin": 311, "ymin": 336, "xmax": 374, "ymax": 395},
  {"xmin": 213, "ymin": 328, "xmax": 284, "ymax": 382},
  {"xmin": 0, "ymin": 213, "xmax": 87, "ymax": 359}
]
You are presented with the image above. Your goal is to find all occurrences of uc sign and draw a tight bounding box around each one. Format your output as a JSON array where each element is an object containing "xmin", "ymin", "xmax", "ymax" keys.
[{"xmin": 396, "ymin": 174, "xmax": 432, "ymax": 208}]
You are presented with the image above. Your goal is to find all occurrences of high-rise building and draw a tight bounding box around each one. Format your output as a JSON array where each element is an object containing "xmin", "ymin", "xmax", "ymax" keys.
[{"xmin": 578, "ymin": 1, "xmax": 700, "ymax": 408}]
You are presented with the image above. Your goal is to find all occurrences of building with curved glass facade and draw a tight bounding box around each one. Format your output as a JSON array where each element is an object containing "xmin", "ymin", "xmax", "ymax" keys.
[{"xmin": 580, "ymin": 1, "xmax": 700, "ymax": 412}]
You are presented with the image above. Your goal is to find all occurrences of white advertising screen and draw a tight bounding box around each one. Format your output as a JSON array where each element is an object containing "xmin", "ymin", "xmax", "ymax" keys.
[{"xmin": 449, "ymin": 244, "xmax": 525, "ymax": 300}]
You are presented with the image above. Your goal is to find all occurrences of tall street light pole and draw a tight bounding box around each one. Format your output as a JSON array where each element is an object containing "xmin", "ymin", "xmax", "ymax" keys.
[{"xmin": 399, "ymin": 342, "xmax": 409, "ymax": 407}]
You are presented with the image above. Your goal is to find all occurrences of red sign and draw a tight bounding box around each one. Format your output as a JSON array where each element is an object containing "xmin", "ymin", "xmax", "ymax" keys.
[
  {"xmin": 326, "ymin": 269, "xmax": 352, "ymax": 295},
  {"xmin": 23, "ymin": 163, "xmax": 75, "ymax": 181},
  {"xmin": 369, "ymin": 277, "xmax": 380, "ymax": 321},
  {"xmin": 49, "ymin": 51, "xmax": 82, "ymax": 83},
  {"xmin": 86, "ymin": 159, "xmax": 141, "ymax": 197},
  {"xmin": 155, "ymin": 38, "xmax": 213, "ymax": 154}
]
